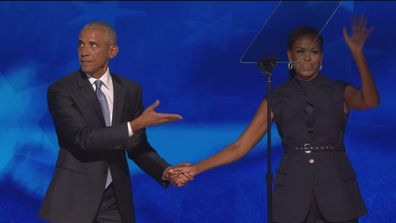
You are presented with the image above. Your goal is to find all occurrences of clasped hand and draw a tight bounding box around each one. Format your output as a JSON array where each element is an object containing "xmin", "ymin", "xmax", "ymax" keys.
[{"xmin": 162, "ymin": 163, "xmax": 198, "ymax": 187}]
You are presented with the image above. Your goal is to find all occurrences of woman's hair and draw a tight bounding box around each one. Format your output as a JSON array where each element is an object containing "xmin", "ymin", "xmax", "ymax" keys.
[{"xmin": 287, "ymin": 26, "xmax": 324, "ymax": 50}]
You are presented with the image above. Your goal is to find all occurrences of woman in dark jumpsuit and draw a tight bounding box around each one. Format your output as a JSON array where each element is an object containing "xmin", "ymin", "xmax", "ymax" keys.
[{"xmin": 173, "ymin": 16, "xmax": 379, "ymax": 223}]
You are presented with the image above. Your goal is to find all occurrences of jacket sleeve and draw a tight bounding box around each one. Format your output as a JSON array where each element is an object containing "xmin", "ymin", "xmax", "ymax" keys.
[
  {"xmin": 126, "ymin": 85, "xmax": 170, "ymax": 187},
  {"xmin": 47, "ymin": 82, "xmax": 130, "ymax": 151}
]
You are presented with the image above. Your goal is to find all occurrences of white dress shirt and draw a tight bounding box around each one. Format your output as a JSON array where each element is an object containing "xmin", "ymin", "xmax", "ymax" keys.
[{"xmin": 87, "ymin": 68, "xmax": 134, "ymax": 137}]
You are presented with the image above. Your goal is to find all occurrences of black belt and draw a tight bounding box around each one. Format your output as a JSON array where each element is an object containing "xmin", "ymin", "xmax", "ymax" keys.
[{"xmin": 291, "ymin": 143, "xmax": 345, "ymax": 153}]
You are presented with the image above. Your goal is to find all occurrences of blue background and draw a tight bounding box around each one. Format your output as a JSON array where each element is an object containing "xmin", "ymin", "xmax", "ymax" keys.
[{"xmin": 0, "ymin": 1, "xmax": 395, "ymax": 222}]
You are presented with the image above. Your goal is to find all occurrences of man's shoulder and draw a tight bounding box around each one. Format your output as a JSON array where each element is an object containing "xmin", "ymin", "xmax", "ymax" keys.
[
  {"xmin": 111, "ymin": 72, "xmax": 141, "ymax": 89},
  {"xmin": 51, "ymin": 70, "xmax": 81, "ymax": 85},
  {"xmin": 48, "ymin": 70, "xmax": 81, "ymax": 90}
]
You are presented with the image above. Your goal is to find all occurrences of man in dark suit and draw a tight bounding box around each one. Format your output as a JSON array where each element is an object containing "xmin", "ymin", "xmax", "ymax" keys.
[{"xmin": 39, "ymin": 21, "xmax": 191, "ymax": 223}]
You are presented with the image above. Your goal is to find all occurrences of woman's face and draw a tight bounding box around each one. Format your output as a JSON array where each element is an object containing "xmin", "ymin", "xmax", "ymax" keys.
[{"xmin": 288, "ymin": 34, "xmax": 323, "ymax": 80}]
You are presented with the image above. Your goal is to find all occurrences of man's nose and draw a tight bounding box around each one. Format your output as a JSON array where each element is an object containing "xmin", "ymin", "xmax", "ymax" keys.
[{"xmin": 79, "ymin": 46, "xmax": 89, "ymax": 57}]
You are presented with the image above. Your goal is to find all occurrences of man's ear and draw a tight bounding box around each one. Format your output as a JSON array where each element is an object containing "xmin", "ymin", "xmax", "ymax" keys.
[{"xmin": 109, "ymin": 44, "xmax": 119, "ymax": 59}]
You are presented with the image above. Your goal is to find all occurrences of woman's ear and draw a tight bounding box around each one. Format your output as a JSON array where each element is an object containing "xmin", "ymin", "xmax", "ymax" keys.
[{"xmin": 287, "ymin": 50, "xmax": 292, "ymax": 62}]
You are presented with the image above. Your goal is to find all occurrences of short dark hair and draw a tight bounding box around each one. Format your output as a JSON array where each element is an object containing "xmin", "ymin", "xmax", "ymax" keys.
[
  {"xmin": 288, "ymin": 26, "xmax": 323, "ymax": 50},
  {"xmin": 82, "ymin": 21, "xmax": 117, "ymax": 44}
]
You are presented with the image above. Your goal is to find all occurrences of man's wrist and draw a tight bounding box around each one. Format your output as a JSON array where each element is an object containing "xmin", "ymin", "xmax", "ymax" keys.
[
  {"xmin": 130, "ymin": 118, "xmax": 144, "ymax": 132},
  {"xmin": 162, "ymin": 167, "xmax": 171, "ymax": 181}
]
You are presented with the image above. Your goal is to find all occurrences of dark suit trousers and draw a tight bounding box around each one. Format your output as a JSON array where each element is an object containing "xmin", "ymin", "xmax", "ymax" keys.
[
  {"xmin": 93, "ymin": 184, "xmax": 123, "ymax": 223},
  {"xmin": 304, "ymin": 191, "xmax": 359, "ymax": 223}
]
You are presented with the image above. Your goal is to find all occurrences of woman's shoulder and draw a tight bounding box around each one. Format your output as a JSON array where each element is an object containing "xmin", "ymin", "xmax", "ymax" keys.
[
  {"xmin": 319, "ymin": 74, "xmax": 349, "ymax": 87},
  {"xmin": 271, "ymin": 77, "xmax": 296, "ymax": 95}
]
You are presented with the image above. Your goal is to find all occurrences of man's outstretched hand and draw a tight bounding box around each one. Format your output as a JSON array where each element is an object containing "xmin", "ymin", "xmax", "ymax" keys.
[{"xmin": 130, "ymin": 100, "xmax": 182, "ymax": 131}]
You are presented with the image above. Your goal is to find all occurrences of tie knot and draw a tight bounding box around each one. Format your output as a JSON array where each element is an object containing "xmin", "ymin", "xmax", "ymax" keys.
[{"xmin": 95, "ymin": 80, "xmax": 103, "ymax": 91}]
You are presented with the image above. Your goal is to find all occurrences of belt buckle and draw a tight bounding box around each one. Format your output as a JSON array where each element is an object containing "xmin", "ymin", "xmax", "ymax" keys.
[{"xmin": 304, "ymin": 143, "xmax": 312, "ymax": 154}]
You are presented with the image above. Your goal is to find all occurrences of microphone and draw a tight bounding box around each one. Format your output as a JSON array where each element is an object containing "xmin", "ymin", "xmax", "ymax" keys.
[{"xmin": 257, "ymin": 57, "xmax": 279, "ymax": 75}]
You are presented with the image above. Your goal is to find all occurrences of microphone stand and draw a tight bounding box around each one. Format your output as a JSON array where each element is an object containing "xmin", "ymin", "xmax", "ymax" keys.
[{"xmin": 257, "ymin": 57, "xmax": 278, "ymax": 223}]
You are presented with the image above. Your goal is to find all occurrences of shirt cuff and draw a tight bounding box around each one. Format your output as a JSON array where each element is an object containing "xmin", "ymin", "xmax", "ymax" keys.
[{"xmin": 127, "ymin": 122, "xmax": 134, "ymax": 137}]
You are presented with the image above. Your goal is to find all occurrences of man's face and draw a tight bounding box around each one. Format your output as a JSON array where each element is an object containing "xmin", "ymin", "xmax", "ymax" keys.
[{"xmin": 78, "ymin": 26, "xmax": 117, "ymax": 78}]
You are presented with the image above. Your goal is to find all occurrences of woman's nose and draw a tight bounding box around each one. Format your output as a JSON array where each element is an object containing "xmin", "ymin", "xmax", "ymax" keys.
[{"xmin": 303, "ymin": 51, "xmax": 311, "ymax": 60}]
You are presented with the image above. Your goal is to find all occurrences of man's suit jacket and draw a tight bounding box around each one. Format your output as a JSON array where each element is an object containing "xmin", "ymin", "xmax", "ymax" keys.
[{"xmin": 39, "ymin": 70, "xmax": 170, "ymax": 223}]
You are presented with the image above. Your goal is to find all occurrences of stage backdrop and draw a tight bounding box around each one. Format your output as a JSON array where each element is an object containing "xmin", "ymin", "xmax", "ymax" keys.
[{"xmin": 0, "ymin": 2, "xmax": 395, "ymax": 222}]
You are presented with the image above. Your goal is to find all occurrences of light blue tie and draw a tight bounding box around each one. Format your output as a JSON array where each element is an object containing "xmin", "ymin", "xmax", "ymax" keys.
[
  {"xmin": 95, "ymin": 80, "xmax": 111, "ymax": 127},
  {"xmin": 95, "ymin": 80, "xmax": 112, "ymax": 188}
]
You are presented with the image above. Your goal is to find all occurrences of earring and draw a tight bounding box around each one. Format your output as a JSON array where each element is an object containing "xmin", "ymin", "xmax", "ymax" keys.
[
  {"xmin": 319, "ymin": 64, "xmax": 323, "ymax": 71},
  {"xmin": 288, "ymin": 61, "xmax": 293, "ymax": 70}
]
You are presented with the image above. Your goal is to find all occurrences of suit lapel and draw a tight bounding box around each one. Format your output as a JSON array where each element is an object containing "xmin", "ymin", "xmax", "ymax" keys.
[
  {"xmin": 77, "ymin": 70, "xmax": 106, "ymax": 126},
  {"xmin": 111, "ymin": 74, "xmax": 125, "ymax": 125}
]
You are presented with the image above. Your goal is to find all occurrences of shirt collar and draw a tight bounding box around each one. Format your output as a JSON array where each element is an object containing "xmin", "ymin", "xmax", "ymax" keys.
[{"xmin": 87, "ymin": 68, "xmax": 111, "ymax": 90}]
